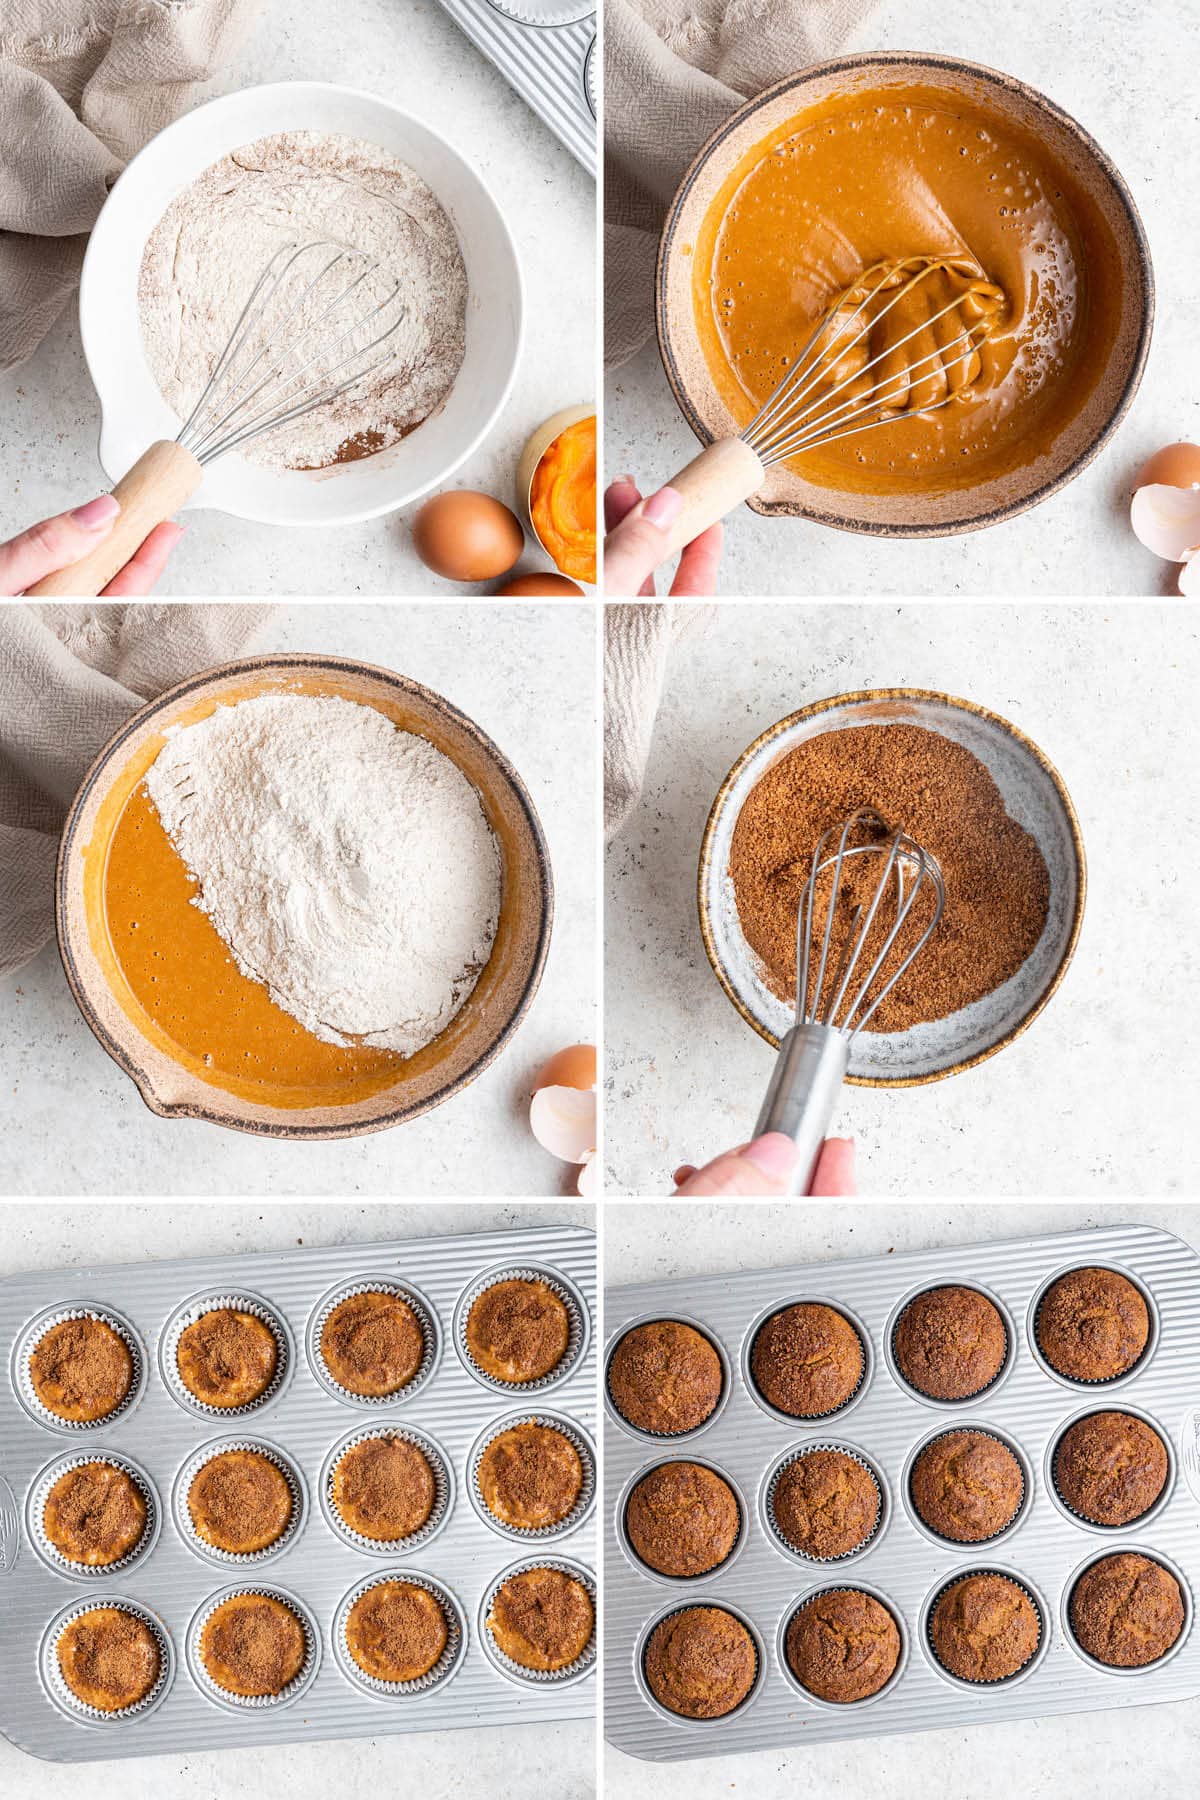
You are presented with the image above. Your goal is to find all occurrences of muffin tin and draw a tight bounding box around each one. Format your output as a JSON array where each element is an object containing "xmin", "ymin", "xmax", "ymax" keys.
[
  {"xmin": 604, "ymin": 1223, "xmax": 1200, "ymax": 1760},
  {"xmin": 429, "ymin": 0, "xmax": 596, "ymax": 172},
  {"xmin": 0, "ymin": 1225, "xmax": 595, "ymax": 1762}
]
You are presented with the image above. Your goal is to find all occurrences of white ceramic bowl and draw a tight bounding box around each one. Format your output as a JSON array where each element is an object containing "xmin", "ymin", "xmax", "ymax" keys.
[{"xmin": 79, "ymin": 81, "xmax": 523, "ymax": 527}]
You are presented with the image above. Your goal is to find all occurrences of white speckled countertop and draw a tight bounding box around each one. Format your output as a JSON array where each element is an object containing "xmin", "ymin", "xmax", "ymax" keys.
[
  {"xmin": 0, "ymin": 1201, "xmax": 594, "ymax": 1797},
  {"xmin": 0, "ymin": 0, "xmax": 594, "ymax": 597},
  {"xmin": 605, "ymin": 0, "xmax": 1198, "ymax": 595},
  {"xmin": 603, "ymin": 1199, "xmax": 1200, "ymax": 1795},
  {"xmin": 0, "ymin": 602, "xmax": 597, "ymax": 1197},
  {"xmin": 604, "ymin": 602, "xmax": 1200, "ymax": 1196}
]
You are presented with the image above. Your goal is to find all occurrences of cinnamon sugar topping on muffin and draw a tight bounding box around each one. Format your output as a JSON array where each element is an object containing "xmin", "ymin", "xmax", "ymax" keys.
[{"xmin": 608, "ymin": 1320, "xmax": 722, "ymax": 1435}]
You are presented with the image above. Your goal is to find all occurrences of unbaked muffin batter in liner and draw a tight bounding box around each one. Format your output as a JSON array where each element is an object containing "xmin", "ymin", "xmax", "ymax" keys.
[
  {"xmin": 468, "ymin": 1410, "xmax": 597, "ymax": 1544},
  {"xmin": 172, "ymin": 1436, "xmax": 307, "ymax": 1567},
  {"xmin": 320, "ymin": 1422, "xmax": 454, "ymax": 1557},
  {"xmin": 16, "ymin": 1304, "xmax": 147, "ymax": 1434},
  {"xmin": 160, "ymin": 1290, "xmax": 292, "ymax": 1419},
  {"xmin": 308, "ymin": 1277, "xmax": 440, "ymax": 1408},
  {"xmin": 478, "ymin": 1555, "xmax": 597, "ymax": 1689},
  {"xmin": 29, "ymin": 1448, "xmax": 160, "ymax": 1579},
  {"xmin": 454, "ymin": 1262, "xmax": 589, "ymax": 1396}
]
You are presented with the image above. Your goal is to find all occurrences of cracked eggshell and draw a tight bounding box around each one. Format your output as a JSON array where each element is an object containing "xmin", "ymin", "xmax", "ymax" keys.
[
  {"xmin": 1130, "ymin": 443, "xmax": 1200, "ymax": 563},
  {"xmin": 532, "ymin": 1045, "xmax": 596, "ymax": 1095},
  {"xmin": 530, "ymin": 1084, "xmax": 596, "ymax": 1165}
]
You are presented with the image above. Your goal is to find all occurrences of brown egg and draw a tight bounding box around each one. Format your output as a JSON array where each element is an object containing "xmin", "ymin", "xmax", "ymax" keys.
[
  {"xmin": 412, "ymin": 491, "xmax": 524, "ymax": 582},
  {"xmin": 495, "ymin": 573, "xmax": 586, "ymax": 596}
]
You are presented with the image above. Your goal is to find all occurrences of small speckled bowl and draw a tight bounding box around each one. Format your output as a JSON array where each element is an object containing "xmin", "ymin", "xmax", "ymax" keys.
[
  {"xmin": 56, "ymin": 654, "xmax": 552, "ymax": 1138},
  {"xmin": 698, "ymin": 689, "xmax": 1085, "ymax": 1084}
]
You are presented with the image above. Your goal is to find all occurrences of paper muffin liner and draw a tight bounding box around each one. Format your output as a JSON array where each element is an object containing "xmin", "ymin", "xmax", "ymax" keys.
[
  {"xmin": 468, "ymin": 1411, "xmax": 596, "ymax": 1545},
  {"xmin": 454, "ymin": 1263, "xmax": 588, "ymax": 1397},
  {"xmin": 484, "ymin": 0, "xmax": 597, "ymax": 28},
  {"xmin": 604, "ymin": 1312, "xmax": 730, "ymax": 1442},
  {"xmin": 29, "ymin": 1450, "xmax": 159, "ymax": 1580},
  {"xmin": 743, "ymin": 1298, "xmax": 870, "ymax": 1426},
  {"xmin": 924, "ymin": 1567, "xmax": 1045, "ymax": 1688},
  {"xmin": 308, "ymin": 1278, "xmax": 439, "ymax": 1408},
  {"xmin": 905, "ymin": 1425, "xmax": 1029, "ymax": 1548},
  {"xmin": 16, "ymin": 1304, "xmax": 146, "ymax": 1434},
  {"xmin": 764, "ymin": 1441, "xmax": 886, "ymax": 1565},
  {"xmin": 174, "ymin": 1437, "xmax": 307, "ymax": 1567},
  {"xmin": 1048, "ymin": 1405, "xmax": 1175, "ymax": 1533},
  {"xmin": 637, "ymin": 1599, "xmax": 764, "ymax": 1725},
  {"xmin": 888, "ymin": 1283, "xmax": 1013, "ymax": 1407},
  {"xmin": 186, "ymin": 1584, "xmax": 320, "ymax": 1712},
  {"xmin": 1031, "ymin": 1264, "xmax": 1156, "ymax": 1388},
  {"xmin": 779, "ymin": 1582, "xmax": 907, "ymax": 1708},
  {"xmin": 478, "ymin": 1555, "xmax": 597, "ymax": 1688},
  {"xmin": 584, "ymin": 34, "xmax": 596, "ymax": 118},
  {"xmin": 619, "ymin": 1454, "xmax": 745, "ymax": 1585},
  {"xmin": 333, "ymin": 1569, "xmax": 467, "ymax": 1700},
  {"xmin": 1063, "ymin": 1546, "xmax": 1194, "ymax": 1677},
  {"xmin": 41, "ymin": 1596, "xmax": 173, "ymax": 1725},
  {"xmin": 160, "ymin": 1291, "xmax": 291, "ymax": 1420},
  {"xmin": 321, "ymin": 1424, "xmax": 453, "ymax": 1557}
]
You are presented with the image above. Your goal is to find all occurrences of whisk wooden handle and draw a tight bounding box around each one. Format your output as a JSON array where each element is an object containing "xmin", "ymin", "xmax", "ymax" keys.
[
  {"xmin": 26, "ymin": 441, "xmax": 203, "ymax": 597},
  {"xmin": 656, "ymin": 436, "xmax": 766, "ymax": 558}
]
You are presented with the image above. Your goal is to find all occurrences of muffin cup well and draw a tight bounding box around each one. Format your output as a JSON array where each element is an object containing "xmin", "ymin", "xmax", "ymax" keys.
[
  {"xmin": 320, "ymin": 1424, "xmax": 453, "ymax": 1557},
  {"xmin": 453, "ymin": 1262, "xmax": 589, "ymax": 1397},
  {"xmin": 307, "ymin": 1277, "xmax": 440, "ymax": 1409},
  {"xmin": 468, "ymin": 1411, "xmax": 596, "ymax": 1544},
  {"xmin": 604, "ymin": 1311, "xmax": 731, "ymax": 1444},
  {"xmin": 903, "ymin": 1423, "xmax": 1031, "ymax": 1550},
  {"xmin": 160, "ymin": 1290, "xmax": 292, "ymax": 1420},
  {"xmin": 742, "ymin": 1296, "xmax": 871, "ymax": 1427},
  {"xmin": 28, "ymin": 1450, "xmax": 160, "ymax": 1581},
  {"xmin": 173, "ymin": 1437, "xmax": 307, "ymax": 1567},
  {"xmin": 15, "ymin": 1303, "xmax": 146, "ymax": 1435},
  {"xmin": 635, "ymin": 1599, "xmax": 766, "ymax": 1727},
  {"xmin": 778, "ymin": 1583, "xmax": 907, "ymax": 1709},
  {"xmin": 333, "ymin": 1569, "xmax": 467, "ymax": 1700},
  {"xmin": 478, "ymin": 1555, "xmax": 597, "ymax": 1688},
  {"xmin": 185, "ymin": 1583, "xmax": 320, "ymax": 1713},
  {"xmin": 1062, "ymin": 1546, "xmax": 1193, "ymax": 1677},
  {"xmin": 884, "ymin": 1279, "xmax": 1016, "ymax": 1409},
  {"xmin": 40, "ymin": 1596, "xmax": 174, "ymax": 1726},
  {"xmin": 1047, "ymin": 1403, "xmax": 1175, "ymax": 1534},
  {"xmin": 1029, "ymin": 1262, "xmax": 1158, "ymax": 1390},
  {"xmin": 762, "ymin": 1441, "xmax": 888, "ymax": 1567},
  {"xmin": 921, "ymin": 1565, "xmax": 1048, "ymax": 1691},
  {"xmin": 617, "ymin": 1453, "xmax": 747, "ymax": 1587}
]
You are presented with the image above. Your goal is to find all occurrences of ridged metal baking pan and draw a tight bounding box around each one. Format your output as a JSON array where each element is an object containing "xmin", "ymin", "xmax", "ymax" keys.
[
  {"xmin": 604, "ymin": 1223, "xmax": 1200, "ymax": 1761},
  {"xmin": 430, "ymin": 0, "xmax": 596, "ymax": 174},
  {"xmin": 0, "ymin": 1224, "xmax": 595, "ymax": 1762}
]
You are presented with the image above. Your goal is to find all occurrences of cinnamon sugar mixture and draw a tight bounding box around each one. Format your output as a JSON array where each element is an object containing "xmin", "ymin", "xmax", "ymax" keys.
[{"xmin": 30, "ymin": 1317, "xmax": 132, "ymax": 1421}]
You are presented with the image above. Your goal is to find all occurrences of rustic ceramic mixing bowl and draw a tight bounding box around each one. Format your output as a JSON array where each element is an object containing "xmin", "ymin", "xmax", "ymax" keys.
[{"xmin": 57, "ymin": 655, "xmax": 552, "ymax": 1137}]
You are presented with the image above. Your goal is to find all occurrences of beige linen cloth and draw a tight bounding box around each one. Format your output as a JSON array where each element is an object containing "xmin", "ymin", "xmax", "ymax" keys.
[
  {"xmin": 0, "ymin": 0, "xmax": 259, "ymax": 371},
  {"xmin": 605, "ymin": 603, "xmax": 710, "ymax": 836},
  {"xmin": 606, "ymin": 0, "xmax": 878, "ymax": 368},
  {"xmin": 0, "ymin": 602, "xmax": 270, "ymax": 977}
]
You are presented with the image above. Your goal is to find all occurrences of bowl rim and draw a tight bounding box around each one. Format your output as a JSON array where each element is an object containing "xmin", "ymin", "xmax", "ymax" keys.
[
  {"xmin": 656, "ymin": 50, "xmax": 1155, "ymax": 540},
  {"xmin": 696, "ymin": 686, "xmax": 1087, "ymax": 1086},
  {"xmin": 78, "ymin": 78, "xmax": 525, "ymax": 527},
  {"xmin": 55, "ymin": 652, "xmax": 554, "ymax": 1138}
]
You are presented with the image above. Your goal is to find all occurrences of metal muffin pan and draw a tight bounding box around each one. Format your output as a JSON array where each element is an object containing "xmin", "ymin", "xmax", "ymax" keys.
[
  {"xmin": 604, "ymin": 1223, "xmax": 1200, "ymax": 1761},
  {"xmin": 428, "ymin": 0, "xmax": 596, "ymax": 173},
  {"xmin": 0, "ymin": 1224, "xmax": 595, "ymax": 1763}
]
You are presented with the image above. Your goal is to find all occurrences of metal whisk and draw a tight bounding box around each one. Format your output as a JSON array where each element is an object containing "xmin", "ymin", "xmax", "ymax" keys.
[
  {"xmin": 754, "ymin": 808, "xmax": 945, "ymax": 1196},
  {"xmin": 29, "ymin": 239, "xmax": 409, "ymax": 598}
]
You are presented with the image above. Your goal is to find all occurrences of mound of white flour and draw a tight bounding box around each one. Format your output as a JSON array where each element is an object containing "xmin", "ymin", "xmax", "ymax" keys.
[
  {"xmin": 138, "ymin": 131, "xmax": 468, "ymax": 471},
  {"xmin": 145, "ymin": 694, "xmax": 501, "ymax": 1057}
]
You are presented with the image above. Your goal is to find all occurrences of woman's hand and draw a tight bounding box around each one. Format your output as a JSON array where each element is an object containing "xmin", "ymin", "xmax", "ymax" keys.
[
  {"xmin": 0, "ymin": 495, "xmax": 182, "ymax": 597},
  {"xmin": 672, "ymin": 1134, "xmax": 856, "ymax": 1198},
  {"xmin": 604, "ymin": 477, "xmax": 722, "ymax": 596}
]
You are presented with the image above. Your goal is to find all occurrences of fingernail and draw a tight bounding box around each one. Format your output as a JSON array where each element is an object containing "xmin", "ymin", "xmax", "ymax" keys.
[
  {"xmin": 742, "ymin": 1133, "xmax": 800, "ymax": 1180},
  {"xmin": 72, "ymin": 494, "xmax": 120, "ymax": 530},
  {"xmin": 610, "ymin": 474, "xmax": 636, "ymax": 489},
  {"xmin": 642, "ymin": 486, "xmax": 684, "ymax": 530}
]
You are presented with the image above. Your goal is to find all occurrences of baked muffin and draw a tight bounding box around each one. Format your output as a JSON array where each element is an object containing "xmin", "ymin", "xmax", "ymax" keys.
[
  {"xmin": 644, "ymin": 1606, "xmax": 756, "ymax": 1719},
  {"xmin": 893, "ymin": 1286, "xmax": 1006, "ymax": 1401},
  {"xmin": 200, "ymin": 1592, "xmax": 306, "ymax": 1697},
  {"xmin": 187, "ymin": 1448, "xmax": 293, "ymax": 1554},
  {"xmin": 625, "ymin": 1461, "xmax": 739, "ymax": 1577},
  {"xmin": 751, "ymin": 1303, "xmax": 863, "ymax": 1418},
  {"xmin": 930, "ymin": 1573, "xmax": 1040, "ymax": 1682},
  {"xmin": 478, "ymin": 1421, "xmax": 583, "ymax": 1530},
  {"xmin": 608, "ymin": 1320, "xmax": 722, "ymax": 1435},
  {"xmin": 43, "ymin": 1462, "xmax": 147, "ymax": 1567},
  {"xmin": 177, "ymin": 1308, "xmax": 277, "ymax": 1409},
  {"xmin": 31, "ymin": 1316, "xmax": 132, "ymax": 1422},
  {"xmin": 910, "ymin": 1431, "xmax": 1023, "ymax": 1543},
  {"xmin": 487, "ymin": 1566, "xmax": 593, "ymax": 1671},
  {"xmin": 1053, "ymin": 1411, "xmax": 1169, "ymax": 1526},
  {"xmin": 785, "ymin": 1589, "xmax": 900, "ymax": 1702},
  {"xmin": 771, "ymin": 1449, "xmax": 879, "ymax": 1559},
  {"xmin": 1069, "ymin": 1552, "xmax": 1185, "ymax": 1668},
  {"xmin": 332, "ymin": 1434, "xmax": 437, "ymax": 1542},
  {"xmin": 465, "ymin": 1278, "xmax": 569, "ymax": 1383},
  {"xmin": 345, "ymin": 1580, "xmax": 448, "ymax": 1684},
  {"xmin": 1037, "ymin": 1268, "xmax": 1149, "ymax": 1382},
  {"xmin": 57, "ymin": 1606, "xmax": 159, "ymax": 1712},
  {"xmin": 321, "ymin": 1290, "xmax": 424, "ymax": 1397}
]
